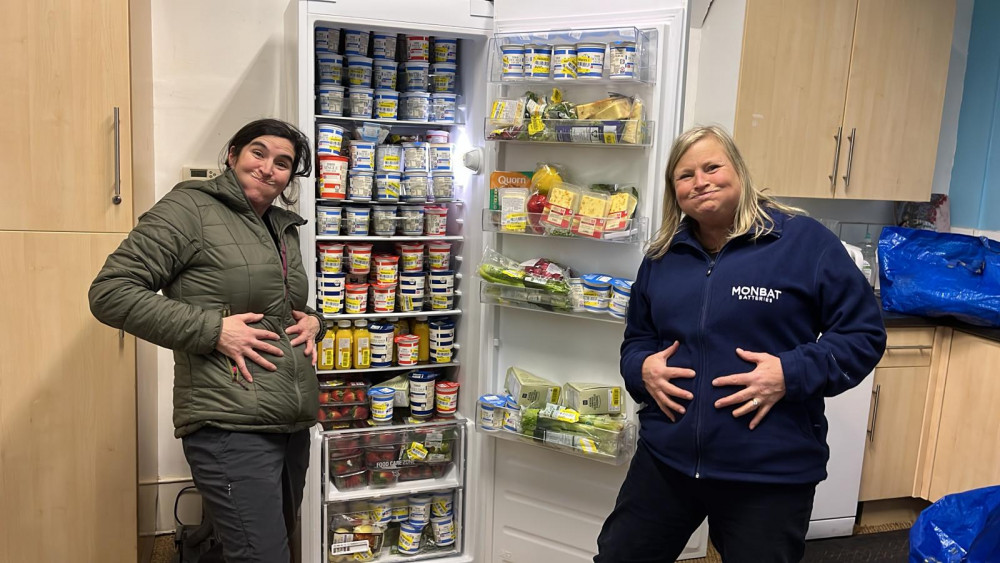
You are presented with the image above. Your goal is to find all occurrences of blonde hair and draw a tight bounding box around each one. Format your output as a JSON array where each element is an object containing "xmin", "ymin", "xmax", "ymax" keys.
[{"xmin": 645, "ymin": 125, "xmax": 803, "ymax": 259}]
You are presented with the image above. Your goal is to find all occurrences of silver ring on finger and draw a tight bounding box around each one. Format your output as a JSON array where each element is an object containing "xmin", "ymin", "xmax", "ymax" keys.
[{"xmin": 751, "ymin": 397, "xmax": 760, "ymax": 408}]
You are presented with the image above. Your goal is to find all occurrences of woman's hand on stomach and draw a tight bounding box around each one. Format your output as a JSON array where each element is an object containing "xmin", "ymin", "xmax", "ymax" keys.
[
  {"xmin": 712, "ymin": 348, "xmax": 786, "ymax": 430},
  {"xmin": 285, "ymin": 310, "xmax": 320, "ymax": 367},
  {"xmin": 642, "ymin": 340, "xmax": 696, "ymax": 422},
  {"xmin": 216, "ymin": 312, "xmax": 284, "ymax": 382}
]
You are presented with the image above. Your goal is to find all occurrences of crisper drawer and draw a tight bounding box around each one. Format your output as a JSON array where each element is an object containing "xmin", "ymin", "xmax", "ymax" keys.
[
  {"xmin": 323, "ymin": 418, "xmax": 466, "ymax": 501},
  {"xmin": 324, "ymin": 487, "xmax": 463, "ymax": 562},
  {"xmin": 878, "ymin": 327, "xmax": 935, "ymax": 368}
]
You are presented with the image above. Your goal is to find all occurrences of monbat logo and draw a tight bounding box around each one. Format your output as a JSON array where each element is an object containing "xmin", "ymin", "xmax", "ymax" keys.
[{"xmin": 732, "ymin": 286, "xmax": 783, "ymax": 303}]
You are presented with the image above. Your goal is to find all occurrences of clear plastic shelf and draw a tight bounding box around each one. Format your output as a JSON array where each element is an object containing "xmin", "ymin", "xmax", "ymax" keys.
[
  {"xmin": 481, "ymin": 209, "xmax": 646, "ymax": 243},
  {"xmin": 474, "ymin": 402, "xmax": 636, "ymax": 465},
  {"xmin": 485, "ymin": 118, "xmax": 653, "ymax": 147},
  {"xmin": 488, "ymin": 26, "xmax": 655, "ymax": 84},
  {"xmin": 479, "ymin": 281, "xmax": 625, "ymax": 324}
]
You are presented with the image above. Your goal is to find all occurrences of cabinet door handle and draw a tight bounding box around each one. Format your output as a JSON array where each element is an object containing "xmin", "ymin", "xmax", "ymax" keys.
[
  {"xmin": 112, "ymin": 107, "xmax": 123, "ymax": 205},
  {"xmin": 885, "ymin": 344, "xmax": 932, "ymax": 351},
  {"xmin": 867, "ymin": 383, "xmax": 881, "ymax": 443},
  {"xmin": 828, "ymin": 126, "xmax": 843, "ymax": 192},
  {"xmin": 841, "ymin": 127, "xmax": 856, "ymax": 192}
]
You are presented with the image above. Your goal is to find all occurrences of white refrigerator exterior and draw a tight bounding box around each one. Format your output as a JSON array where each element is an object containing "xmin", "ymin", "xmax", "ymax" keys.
[{"xmin": 283, "ymin": 1, "xmax": 871, "ymax": 561}]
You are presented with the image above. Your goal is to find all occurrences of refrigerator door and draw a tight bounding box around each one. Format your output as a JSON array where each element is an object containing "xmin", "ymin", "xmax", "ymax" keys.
[{"xmin": 478, "ymin": 1, "xmax": 699, "ymax": 561}]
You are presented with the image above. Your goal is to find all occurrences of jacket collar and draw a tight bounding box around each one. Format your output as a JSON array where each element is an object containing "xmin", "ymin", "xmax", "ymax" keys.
[
  {"xmin": 177, "ymin": 168, "xmax": 306, "ymax": 232},
  {"xmin": 671, "ymin": 206, "xmax": 786, "ymax": 252}
]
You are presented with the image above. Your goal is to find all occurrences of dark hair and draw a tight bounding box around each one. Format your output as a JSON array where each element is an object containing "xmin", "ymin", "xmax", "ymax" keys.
[{"xmin": 220, "ymin": 118, "xmax": 312, "ymax": 206}]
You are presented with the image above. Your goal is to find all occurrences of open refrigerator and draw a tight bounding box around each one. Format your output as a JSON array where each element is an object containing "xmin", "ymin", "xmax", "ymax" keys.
[{"xmin": 284, "ymin": 1, "xmax": 701, "ymax": 561}]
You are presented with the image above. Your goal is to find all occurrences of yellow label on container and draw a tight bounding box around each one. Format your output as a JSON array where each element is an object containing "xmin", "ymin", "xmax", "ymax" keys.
[
  {"xmin": 577, "ymin": 437, "xmax": 598, "ymax": 454},
  {"xmin": 611, "ymin": 387, "xmax": 622, "ymax": 408},
  {"xmin": 528, "ymin": 114, "xmax": 544, "ymax": 136},
  {"xmin": 406, "ymin": 442, "xmax": 429, "ymax": 461}
]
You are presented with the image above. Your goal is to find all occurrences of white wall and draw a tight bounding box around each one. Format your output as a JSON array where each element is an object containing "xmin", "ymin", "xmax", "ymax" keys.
[{"xmin": 149, "ymin": 0, "xmax": 290, "ymax": 533}]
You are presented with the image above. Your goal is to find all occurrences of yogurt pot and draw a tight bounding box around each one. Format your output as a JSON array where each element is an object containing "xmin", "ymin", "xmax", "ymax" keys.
[
  {"xmin": 343, "ymin": 208, "xmax": 371, "ymax": 237},
  {"xmin": 581, "ymin": 273, "xmax": 614, "ymax": 312},
  {"xmin": 348, "ymin": 140, "xmax": 376, "ymax": 171},
  {"xmin": 370, "ymin": 386, "xmax": 396, "ymax": 424},
  {"xmin": 402, "ymin": 142, "xmax": 430, "ymax": 172},
  {"xmin": 408, "ymin": 370, "xmax": 437, "ymax": 418},
  {"xmin": 429, "ymin": 143, "xmax": 452, "ymax": 171},
  {"xmin": 433, "ymin": 38, "xmax": 458, "ymax": 63},
  {"xmin": 317, "ymin": 154, "xmax": 349, "ymax": 200},
  {"xmin": 401, "ymin": 91, "xmax": 431, "ymax": 122},
  {"xmin": 395, "ymin": 334, "xmax": 419, "ymax": 366},
  {"xmin": 372, "ymin": 33, "xmax": 398, "ymax": 60},
  {"xmin": 435, "ymin": 381, "xmax": 459, "ymax": 417},
  {"xmin": 373, "ymin": 253, "xmax": 399, "ymax": 285},
  {"xmin": 609, "ymin": 40, "xmax": 637, "ymax": 79},
  {"xmin": 373, "ymin": 59, "xmax": 398, "ymax": 90},
  {"xmin": 317, "ymin": 85, "xmax": 345, "ymax": 116},
  {"xmin": 375, "ymin": 172, "xmax": 401, "ymax": 202},
  {"xmin": 405, "ymin": 35, "xmax": 430, "ymax": 61},
  {"xmin": 609, "ymin": 277, "xmax": 634, "ymax": 318},
  {"xmin": 426, "ymin": 241, "xmax": 452, "ymax": 270},
  {"xmin": 478, "ymin": 394, "xmax": 507, "ymax": 431},
  {"xmin": 347, "ymin": 87, "xmax": 374, "ymax": 118},
  {"xmin": 390, "ymin": 495, "xmax": 410, "ymax": 522},
  {"xmin": 552, "ymin": 45, "xmax": 577, "ymax": 80},
  {"xmin": 316, "ymin": 52, "xmax": 344, "ymax": 85},
  {"xmin": 369, "ymin": 321, "xmax": 395, "ymax": 366},
  {"xmin": 401, "ymin": 173, "xmax": 429, "ymax": 203},
  {"xmin": 316, "ymin": 205, "xmax": 343, "ymax": 236},
  {"xmin": 500, "ymin": 44, "xmax": 525, "ymax": 80},
  {"xmin": 430, "ymin": 93, "xmax": 457, "ymax": 124},
  {"xmin": 346, "ymin": 243, "xmax": 374, "ymax": 274},
  {"xmin": 524, "ymin": 44, "xmax": 552, "ymax": 79},
  {"xmin": 371, "ymin": 205, "xmax": 398, "ymax": 236},
  {"xmin": 314, "ymin": 25, "xmax": 340, "ymax": 53},
  {"xmin": 342, "ymin": 28, "xmax": 370, "ymax": 56},
  {"xmin": 423, "ymin": 205, "xmax": 448, "ymax": 236},
  {"xmin": 317, "ymin": 123, "xmax": 346, "ymax": 155},
  {"xmin": 346, "ymin": 55, "xmax": 373, "ymax": 88},
  {"xmin": 401, "ymin": 61, "xmax": 430, "ymax": 92},
  {"xmin": 397, "ymin": 205, "xmax": 425, "ymax": 236},
  {"xmin": 370, "ymin": 284, "xmax": 396, "ymax": 315},
  {"xmin": 576, "ymin": 42, "xmax": 606, "ymax": 79},
  {"xmin": 344, "ymin": 282, "xmax": 368, "ymax": 313},
  {"xmin": 430, "ymin": 62, "xmax": 457, "ymax": 93},
  {"xmin": 431, "ymin": 171, "xmax": 455, "ymax": 200},
  {"xmin": 347, "ymin": 169, "xmax": 374, "ymax": 201},
  {"xmin": 398, "ymin": 244, "xmax": 425, "ymax": 273},
  {"xmin": 397, "ymin": 521, "xmax": 423, "ymax": 555},
  {"xmin": 316, "ymin": 242, "xmax": 345, "ymax": 272},
  {"xmin": 430, "ymin": 514, "xmax": 456, "ymax": 546},
  {"xmin": 375, "ymin": 144, "xmax": 403, "ymax": 172},
  {"xmin": 374, "ymin": 89, "xmax": 399, "ymax": 120},
  {"xmin": 368, "ymin": 497, "xmax": 393, "ymax": 525},
  {"xmin": 425, "ymin": 129, "xmax": 449, "ymax": 144}
]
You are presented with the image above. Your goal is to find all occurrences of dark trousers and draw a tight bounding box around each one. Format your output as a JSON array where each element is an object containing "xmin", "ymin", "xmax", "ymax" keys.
[
  {"xmin": 595, "ymin": 440, "xmax": 817, "ymax": 563},
  {"xmin": 182, "ymin": 426, "xmax": 311, "ymax": 563}
]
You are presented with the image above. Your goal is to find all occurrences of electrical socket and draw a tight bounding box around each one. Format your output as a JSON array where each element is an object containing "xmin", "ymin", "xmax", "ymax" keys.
[{"xmin": 182, "ymin": 166, "xmax": 221, "ymax": 181}]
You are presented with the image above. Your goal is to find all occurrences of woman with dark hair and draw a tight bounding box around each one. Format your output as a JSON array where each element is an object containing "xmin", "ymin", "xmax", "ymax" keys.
[
  {"xmin": 595, "ymin": 126, "xmax": 886, "ymax": 562},
  {"xmin": 90, "ymin": 118, "xmax": 323, "ymax": 562}
]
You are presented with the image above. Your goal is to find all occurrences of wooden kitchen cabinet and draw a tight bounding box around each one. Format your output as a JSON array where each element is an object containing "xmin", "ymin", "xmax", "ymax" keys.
[
  {"xmin": 733, "ymin": 0, "xmax": 955, "ymax": 201},
  {"xmin": 925, "ymin": 331, "xmax": 1000, "ymax": 501},
  {"xmin": 859, "ymin": 327, "xmax": 935, "ymax": 501}
]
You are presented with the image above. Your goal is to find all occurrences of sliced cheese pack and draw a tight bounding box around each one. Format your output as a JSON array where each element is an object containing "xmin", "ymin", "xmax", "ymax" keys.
[
  {"xmin": 541, "ymin": 182, "xmax": 583, "ymax": 231},
  {"xmin": 606, "ymin": 191, "xmax": 638, "ymax": 231},
  {"xmin": 572, "ymin": 191, "xmax": 611, "ymax": 238},
  {"xmin": 505, "ymin": 366, "xmax": 561, "ymax": 409},
  {"xmin": 562, "ymin": 382, "xmax": 624, "ymax": 415}
]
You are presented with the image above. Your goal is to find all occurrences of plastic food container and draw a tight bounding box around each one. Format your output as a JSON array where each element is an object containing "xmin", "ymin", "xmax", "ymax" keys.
[
  {"xmin": 368, "ymin": 497, "xmax": 393, "ymax": 524},
  {"xmin": 317, "ymin": 154, "xmax": 349, "ymax": 199},
  {"xmin": 401, "ymin": 61, "xmax": 430, "ymax": 91},
  {"xmin": 346, "ymin": 55, "xmax": 373, "ymax": 88},
  {"xmin": 375, "ymin": 144, "xmax": 403, "ymax": 172},
  {"xmin": 524, "ymin": 44, "xmax": 552, "ymax": 79},
  {"xmin": 372, "ymin": 33, "xmax": 397, "ymax": 60},
  {"xmin": 395, "ymin": 334, "xmax": 420, "ymax": 366},
  {"xmin": 609, "ymin": 277, "xmax": 634, "ymax": 318},
  {"xmin": 347, "ymin": 87, "xmax": 374, "ymax": 118},
  {"xmin": 373, "ymin": 253, "xmax": 399, "ymax": 285},
  {"xmin": 581, "ymin": 273, "xmax": 614, "ymax": 312},
  {"xmin": 401, "ymin": 173, "xmax": 429, "ymax": 203},
  {"xmin": 346, "ymin": 242, "xmax": 373, "ymax": 273},
  {"xmin": 369, "ymin": 386, "xmax": 396, "ymax": 424},
  {"xmin": 435, "ymin": 381, "xmax": 460, "ymax": 417},
  {"xmin": 317, "ymin": 84, "xmax": 345, "ymax": 116},
  {"xmin": 478, "ymin": 394, "xmax": 507, "ymax": 431},
  {"xmin": 500, "ymin": 44, "xmax": 524, "ymax": 80},
  {"xmin": 317, "ymin": 242, "xmax": 345, "ymax": 272},
  {"xmin": 342, "ymin": 29, "xmax": 370, "ymax": 56},
  {"xmin": 401, "ymin": 91, "xmax": 431, "ymax": 121},
  {"xmin": 348, "ymin": 140, "xmax": 376, "ymax": 171},
  {"xmin": 343, "ymin": 207, "xmax": 370, "ymax": 236},
  {"xmin": 402, "ymin": 142, "xmax": 430, "ymax": 171},
  {"xmin": 318, "ymin": 403, "xmax": 369, "ymax": 424},
  {"xmin": 333, "ymin": 469, "xmax": 367, "ymax": 491},
  {"xmin": 429, "ymin": 143, "xmax": 452, "ymax": 171},
  {"xmin": 576, "ymin": 42, "xmax": 606, "ymax": 79},
  {"xmin": 609, "ymin": 40, "xmax": 637, "ymax": 79},
  {"xmin": 408, "ymin": 370, "xmax": 438, "ymax": 419},
  {"xmin": 347, "ymin": 169, "xmax": 373, "ymax": 201},
  {"xmin": 430, "ymin": 93, "xmax": 457, "ymax": 124},
  {"xmin": 344, "ymin": 283, "xmax": 369, "ymax": 314},
  {"xmin": 328, "ymin": 449, "xmax": 364, "ymax": 476},
  {"xmin": 552, "ymin": 45, "xmax": 577, "ymax": 80},
  {"xmin": 433, "ymin": 38, "xmax": 458, "ymax": 63},
  {"xmin": 397, "ymin": 521, "xmax": 423, "ymax": 555},
  {"xmin": 368, "ymin": 321, "xmax": 394, "ymax": 367},
  {"xmin": 405, "ymin": 35, "xmax": 430, "ymax": 61},
  {"xmin": 430, "ymin": 513, "xmax": 456, "ymax": 546},
  {"xmin": 423, "ymin": 205, "xmax": 448, "ymax": 236},
  {"xmin": 408, "ymin": 494, "xmax": 433, "ymax": 524},
  {"xmin": 316, "ymin": 52, "xmax": 343, "ymax": 85},
  {"xmin": 375, "ymin": 172, "xmax": 401, "ymax": 202},
  {"xmin": 427, "ymin": 241, "xmax": 452, "ymax": 271},
  {"xmin": 316, "ymin": 206, "xmax": 342, "ymax": 236},
  {"xmin": 398, "ymin": 245, "xmax": 425, "ymax": 273},
  {"xmin": 371, "ymin": 205, "xmax": 397, "ymax": 236},
  {"xmin": 317, "ymin": 123, "xmax": 346, "ymax": 155},
  {"xmin": 374, "ymin": 89, "xmax": 399, "ymax": 120},
  {"xmin": 364, "ymin": 445, "xmax": 400, "ymax": 467},
  {"xmin": 425, "ymin": 129, "xmax": 449, "ymax": 144},
  {"xmin": 430, "ymin": 62, "xmax": 456, "ymax": 93},
  {"xmin": 369, "ymin": 283, "xmax": 396, "ymax": 314},
  {"xmin": 431, "ymin": 171, "xmax": 454, "ymax": 200},
  {"xmin": 314, "ymin": 25, "xmax": 340, "ymax": 53},
  {"xmin": 397, "ymin": 206, "xmax": 425, "ymax": 236},
  {"xmin": 373, "ymin": 59, "xmax": 398, "ymax": 90},
  {"xmin": 319, "ymin": 380, "xmax": 368, "ymax": 404}
]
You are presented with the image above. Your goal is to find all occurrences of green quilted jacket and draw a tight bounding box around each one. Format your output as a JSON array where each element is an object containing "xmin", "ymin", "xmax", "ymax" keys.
[{"xmin": 89, "ymin": 170, "xmax": 319, "ymax": 437}]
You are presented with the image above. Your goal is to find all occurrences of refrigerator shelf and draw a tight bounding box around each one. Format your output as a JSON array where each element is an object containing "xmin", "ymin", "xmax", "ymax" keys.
[
  {"xmin": 323, "ymin": 309, "xmax": 462, "ymax": 321},
  {"xmin": 485, "ymin": 118, "xmax": 653, "ymax": 147},
  {"xmin": 481, "ymin": 209, "xmax": 647, "ymax": 243},
  {"xmin": 488, "ymin": 26, "xmax": 655, "ymax": 84},
  {"xmin": 475, "ymin": 403, "xmax": 636, "ymax": 466},
  {"xmin": 479, "ymin": 281, "xmax": 624, "ymax": 324},
  {"xmin": 317, "ymin": 199, "xmax": 465, "ymax": 206},
  {"xmin": 316, "ymin": 235, "xmax": 465, "ymax": 242},
  {"xmin": 326, "ymin": 471, "xmax": 463, "ymax": 503},
  {"xmin": 318, "ymin": 362, "xmax": 460, "ymax": 377},
  {"xmin": 317, "ymin": 114, "xmax": 466, "ymax": 127}
]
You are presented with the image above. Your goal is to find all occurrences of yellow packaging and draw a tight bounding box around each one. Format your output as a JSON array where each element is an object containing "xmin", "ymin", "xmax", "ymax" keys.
[
  {"xmin": 575, "ymin": 96, "xmax": 633, "ymax": 120},
  {"xmin": 562, "ymin": 382, "xmax": 623, "ymax": 415}
]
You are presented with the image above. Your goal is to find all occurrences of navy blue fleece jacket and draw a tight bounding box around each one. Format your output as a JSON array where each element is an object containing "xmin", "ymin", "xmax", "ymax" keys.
[{"xmin": 621, "ymin": 209, "xmax": 886, "ymax": 484}]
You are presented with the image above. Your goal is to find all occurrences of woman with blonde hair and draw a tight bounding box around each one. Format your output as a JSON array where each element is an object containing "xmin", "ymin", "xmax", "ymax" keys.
[{"xmin": 595, "ymin": 125, "xmax": 886, "ymax": 562}]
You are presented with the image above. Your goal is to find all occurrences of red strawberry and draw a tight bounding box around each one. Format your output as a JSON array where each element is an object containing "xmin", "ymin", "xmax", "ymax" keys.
[{"xmin": 343, "ymin": 389, "xmax": 357, "ymax": 403}]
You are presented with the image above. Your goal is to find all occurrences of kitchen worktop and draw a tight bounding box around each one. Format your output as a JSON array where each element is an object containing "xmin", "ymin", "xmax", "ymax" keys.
[{"xmin": 878, "ymin": 294, "xmax": 1000, "ymax": 343}]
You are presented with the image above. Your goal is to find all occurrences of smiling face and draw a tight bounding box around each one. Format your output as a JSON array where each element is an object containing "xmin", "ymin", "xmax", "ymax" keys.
[
  {"xmin": 227, "ymin": 135, "xmax": 295, "ymax": 216},
  {"xmin": 672, "ymin": 137, "xmax": 742, "ymax": 230}
]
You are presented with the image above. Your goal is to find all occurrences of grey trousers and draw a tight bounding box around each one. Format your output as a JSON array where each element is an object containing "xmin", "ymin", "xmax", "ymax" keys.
[{"xmin": 182, "ymin": 426, "xmax": 311, "ymax": 563}]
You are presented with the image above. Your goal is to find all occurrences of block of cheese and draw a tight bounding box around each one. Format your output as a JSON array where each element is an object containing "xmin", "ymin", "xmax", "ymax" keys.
[
  {"xmin": 606, "ymin": 192, "xmax": 638, "ymax": 231},
  {"xmin": 578, "ymin": 193, "xmax": 610, "ymax": 218},
  {"xmin": 547, "ymin": 184, "xmax": 579, "ymax": 210},
  {"xmin": 575, "ymin": 96, "xmax": 633, "ymax": 120},
  {"xmin": 622, "ymin": 98, "xmax": 645, "ymax": 144}
]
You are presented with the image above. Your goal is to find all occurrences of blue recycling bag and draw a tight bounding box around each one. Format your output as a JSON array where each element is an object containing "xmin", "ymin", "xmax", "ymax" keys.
[
  {"xmin": 878, "ymin": 227, "xmax": 1000, "ymax": 328},
  {"xmin": 910, "ymin": 485, "xmax": 1000, "ymax": 562}
]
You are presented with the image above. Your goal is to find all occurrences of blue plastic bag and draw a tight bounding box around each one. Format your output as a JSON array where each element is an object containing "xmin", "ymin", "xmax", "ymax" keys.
[
  {"xmin": 910, "ymin": 485, "xmax": 1000, "ymax": 562},
  {"xmin": 879, "ymin": 227, "xmax": 1000, "ymax": 327}
]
